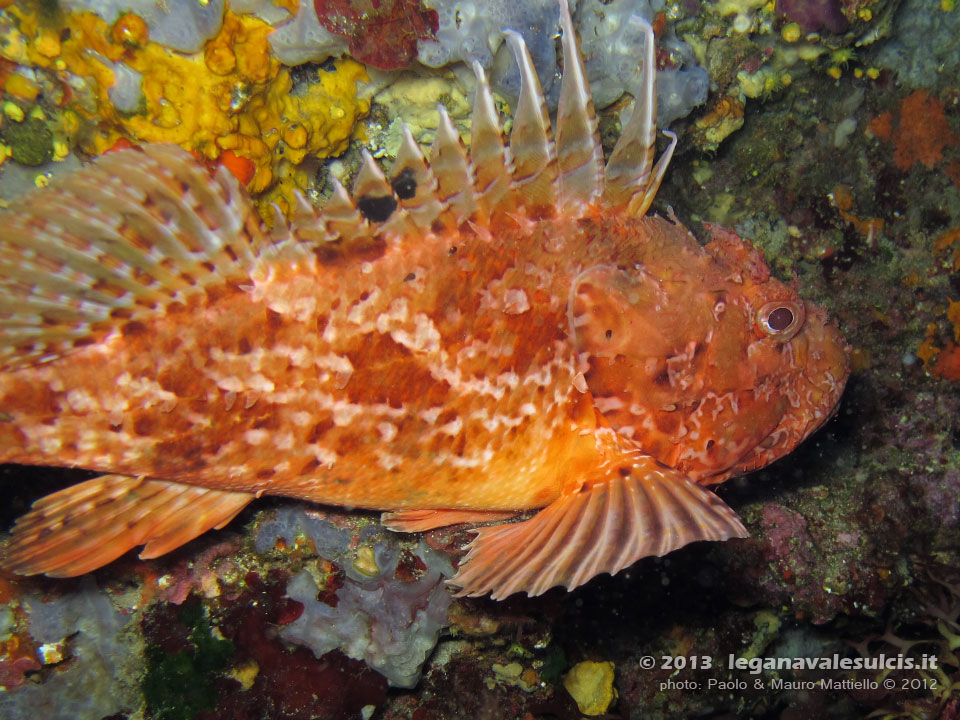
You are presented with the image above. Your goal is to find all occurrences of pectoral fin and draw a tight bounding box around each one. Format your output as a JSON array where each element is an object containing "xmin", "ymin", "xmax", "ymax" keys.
[
  {"xmin": 449, "ymin": 455, "xmax": 747, "ymax": 600},
  {"xmin": 1, "ymin": 474, "xmax": 254, "ymax": 577},
  {"xmin": 382, "ymin": 508, "xmax": 519, "ymax": 532}
]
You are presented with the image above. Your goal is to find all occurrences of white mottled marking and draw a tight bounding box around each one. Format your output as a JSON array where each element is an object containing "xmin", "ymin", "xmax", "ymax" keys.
[
  {"xmin": 244, "ymin": 429, "xmax": 269, "ymax": 445},
  {"xmin": 217, "ymin": 376, "xmax": 246, "ymax": 393},
  {"xmin": 246, "ymin": 373, "xmax": 276, "ymax": 393},
  {"xmin": 378, "ymin": 422, "xmax": 398, "ymax": 442},
  {"xmin": 65, "ymin": 389, "xmax": 96, "ymax": 413},
  {"xmin": 503, "ymin": 288, "xmax": 530, "ymax": 314},
  {"xmin": 438, "ymin": 417, "xmax": 463, "ymax": 435}
]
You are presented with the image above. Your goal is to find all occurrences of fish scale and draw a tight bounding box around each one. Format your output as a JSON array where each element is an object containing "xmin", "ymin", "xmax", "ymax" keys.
[{"xmin": 0, "ymin": 0, "xmax": 849, "ymax": 599}]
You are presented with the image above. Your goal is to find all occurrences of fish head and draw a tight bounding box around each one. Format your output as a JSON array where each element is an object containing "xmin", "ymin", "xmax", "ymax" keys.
[
  {"xmin": 720, "ymin": 292, "xmax": 850, "ymax": 479},
  {"xmin": 570, "ymin": 222, "xmax": 850, "ymax": 482}
]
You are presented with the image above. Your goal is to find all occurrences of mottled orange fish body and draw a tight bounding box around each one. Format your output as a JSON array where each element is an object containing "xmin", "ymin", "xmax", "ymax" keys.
[
  {"xmin": 0, "ymin": 2, "xmax": 848, "ymax": 599},
  {"xmin": 1, "ymin": 211, "xmax": 597, "ymax": 510}
]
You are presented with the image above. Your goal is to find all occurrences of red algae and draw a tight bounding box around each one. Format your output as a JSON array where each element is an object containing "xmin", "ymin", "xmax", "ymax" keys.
[
  {"xmin": 892, "ymin": 91, "xmax": 957, "ymax": 172},
  {"xmin": 313, "ymin": 0, "xmax": 438, "ymax": 69},
  {"xmin": 933, "ymin": 343, "xmax": 960, "ymax": 382},
  {"xmin": 866, "ymin": 111, "xmax": 893, "ymax": 142}
]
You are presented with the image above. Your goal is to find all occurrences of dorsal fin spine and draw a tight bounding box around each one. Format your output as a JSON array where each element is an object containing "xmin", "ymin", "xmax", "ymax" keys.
[
  {"xmin": 555, "ymin": 0, "xmax": 604, "ymax": 210},
  {"xmin": 469, "ymin": 61, "xmax": 513, "ymax": 216},
  {"xmin": 602, "ymin": 13, "xmax": 671, "ymax": 214},
  {"xmin": 323, "ymin": 177, "xmax": 369, "ymax": 242},
  {"xmin": 392, "ymin": 125, "xmax": 444, "ymax": 229},
  {"xmin": 626, "ymin": 129, "xmax": 677, "ymax": 217},
  {"xmin": 430, "ymin": 105, "xmax": 475, "ymax": 225},
  {"xmin": 504, "ymin": 30, "xmax": 558, "ymax": 210}
]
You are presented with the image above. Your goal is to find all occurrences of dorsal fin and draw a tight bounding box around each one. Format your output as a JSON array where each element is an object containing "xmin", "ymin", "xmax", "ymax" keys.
[
  {"xmin": 0, "ymin": 0, "xmax": 677, "ymax": 378},
  {"xmin": 555, "ymin": 0, "xmax": 604, "ymax": 210},
  {"xmin": 602, "ymin": 14, "xmax": 676, "ymax": 215},
  {"xmin": 0, "ymin": 144, "xmax": 265, "ymax": 372},
  {"xmin": 323, "ymin": 177, "xmax": 370, "ymax": 243},
  {"xmin": 469, "ymin": 61, "xmax": 514, "ymax": 217},
  {"xmin": 505, "ymin": 29, "xmax": 558, "ymax": 214},
  {"xmin": 430, "ymin": 106, "xmax": 476, "ymax": 226},
  {"xmin": 285, "ymin": 190, "xmax": 329, "ymax": 254},
  {"xmin": 392, "ymin": 126, "xmax": 444, "ymax": 230},
  {"xmin": 353, "ymin": 149, "xmax": 414, "ymax": 238}
]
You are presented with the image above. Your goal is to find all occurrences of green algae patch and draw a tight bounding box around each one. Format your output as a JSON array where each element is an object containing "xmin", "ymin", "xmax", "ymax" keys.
[
  {"xmin": 1, "ymin": 114, "xmax": 53, "ymax": 166},
  {"xmin": 142, "ymin": 600, "xmax": 234, "ymax": 720}
]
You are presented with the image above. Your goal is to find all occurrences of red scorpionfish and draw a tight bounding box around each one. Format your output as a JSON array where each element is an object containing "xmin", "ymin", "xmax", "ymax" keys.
[{"xmin": 0, "ymin": 1, "xmax": 849, "ymax": 599}]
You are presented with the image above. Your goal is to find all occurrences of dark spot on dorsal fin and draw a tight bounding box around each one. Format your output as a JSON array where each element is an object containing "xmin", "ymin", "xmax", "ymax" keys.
[
  {"xmin": 391, "ymin": 168, "xmax": 417, "ymax": 199},
  {"xmin": 356, "ymin": 194, "xmax": 398, "ymax": 223}
]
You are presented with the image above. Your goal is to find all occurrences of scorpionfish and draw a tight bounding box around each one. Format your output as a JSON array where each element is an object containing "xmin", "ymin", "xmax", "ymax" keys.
[{"xmin": 0, "ymin": 2, "xmax": 849, "ymax": 599}]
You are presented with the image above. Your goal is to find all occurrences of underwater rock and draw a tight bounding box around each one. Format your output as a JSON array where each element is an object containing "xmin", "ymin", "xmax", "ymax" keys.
[
  {"xmin": 255, "ymin": 508, "xmax": 454, "ymax": 688},
  {"xmin": 63, "ymin": 0, "xmax": 226, "ymax": 53},
  {"xmin": 418, "ymin": 0, "xmax": 562, "ymax": 107},
  {"xmin": 0, "ymin": 579, "xmax": 140, "ymax": 719},
  {"xmin": 577, "ymin": 0, "xmax": 709, "ymax": 124},
  {"xmin": 1, "ymin": 115, "xmax": 53, "ymax": 166},
  {"xmin": 267, "ymin": 0, "xmax": 350, "ymax": 66},
  {"xmin": 314, "ymin": 0, "xmax": 439, "ymax": 70},
  {"xmin": 875, "ymin": 0, "xmax": 960, "ymax": 87},
  {"xmin": 777, "ymin": 0, "xmax": 848, "ymax": 34}
]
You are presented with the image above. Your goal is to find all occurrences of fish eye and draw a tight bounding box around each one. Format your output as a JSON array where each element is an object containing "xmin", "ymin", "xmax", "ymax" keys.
[{"xmin": 757, "ymin": 300, "xmax": 804, "ymax": 340}]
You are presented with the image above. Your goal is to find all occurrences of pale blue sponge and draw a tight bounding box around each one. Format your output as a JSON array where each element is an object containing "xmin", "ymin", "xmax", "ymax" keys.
[
  {"xmin": 255, "ymin": 507, "xmax": 454, "ymax": 688},
  {"xmin": 0, "ymin": 579, "xmax": 139, "ymax": 719},
  {"xmin": 417, "ymin": 0, "xmax": 708, "ymax": 124}
]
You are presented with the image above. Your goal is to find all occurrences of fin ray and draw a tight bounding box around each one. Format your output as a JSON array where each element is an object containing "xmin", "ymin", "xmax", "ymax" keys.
[
  {"xmin": 603, "ymin": 14, "xmax": 672, "ymax": 215},
  {"xmin": 392, "ymin": 126, "xmax": 444, "ymax": 229},
  {"xmin": 382, "ymin": 508, "xmax": 518, "ymax": 532},
  {"xmin": 449, "ymin": 454, "xmax": 747, "ymax": 599},
  {"xmin": 430, "ymin": 106, "xmax": 475, "ymax": 225},
  {"xmin": 1, "ymin": 474, "xmax": 254, "ymax": 577},
  {"xmin": 0, "ymin": 144, "xmax": 265, "ymax": 371},
  {"xmin": 469, "ymin": 61, "xmax": 514, "ymax": 216},
  {"xmin": 505, "ymin": 30, "xmax": 558, "ymax": 213},
  {"xmin": 556, "ymin": 0, "xmax": 604, "ymax": 209},
  {"xmin": 322, "ymin": 178, "xmax": 369, "ymax": 243}
]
